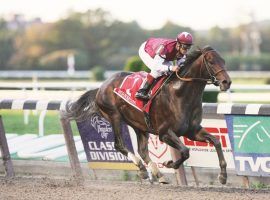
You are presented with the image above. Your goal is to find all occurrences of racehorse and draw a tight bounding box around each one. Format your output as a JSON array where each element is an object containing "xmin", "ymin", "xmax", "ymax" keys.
[{"xmin": 67, "ymin": 46, "xmax": 231, "ymax": 184}]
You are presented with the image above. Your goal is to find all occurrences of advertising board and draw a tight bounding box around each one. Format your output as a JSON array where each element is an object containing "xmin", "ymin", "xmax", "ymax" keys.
[
  {"xmin": 226, "ymin": 115, "xmax": 270, "ymax": 176},
  {"xmin": 77, "ymin": 113, "xmax": 137, "ymax": 170}
]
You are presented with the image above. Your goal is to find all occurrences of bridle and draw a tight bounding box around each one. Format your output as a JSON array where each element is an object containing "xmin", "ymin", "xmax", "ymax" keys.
[{"xmin": 176, "ymin": 49, "xmax": 225, "ymax": 86}]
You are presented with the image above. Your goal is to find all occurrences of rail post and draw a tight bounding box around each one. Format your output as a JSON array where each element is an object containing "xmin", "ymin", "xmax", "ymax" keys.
[
  {"xmin": 190, "ymin": 166, "xmax": 200, "ymax": 186},
  {"xmin": 169, "ymin": 147, "xmax": 188, "ymax": 185},
  {"xmin": 170, "ymin": 148, "xmax": 188, "ymax": 185},
  {"xmin": 59, "ymin": 111, "xmax": 84, "ymax": 185},
  {"xmin": 0, "ymin": 115, "xmax": 15, "ymax": 178}
]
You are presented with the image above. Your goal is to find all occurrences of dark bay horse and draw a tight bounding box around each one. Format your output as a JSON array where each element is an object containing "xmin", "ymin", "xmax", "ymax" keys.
[{"xmin": 67, "ymin": 46, "xmax": 231, "ymax": 184}]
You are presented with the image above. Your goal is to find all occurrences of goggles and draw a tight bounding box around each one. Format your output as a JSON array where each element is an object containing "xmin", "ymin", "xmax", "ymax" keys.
[{"xmin": 180, "ymin": 43, "xmax": 192, "ymax": 50}]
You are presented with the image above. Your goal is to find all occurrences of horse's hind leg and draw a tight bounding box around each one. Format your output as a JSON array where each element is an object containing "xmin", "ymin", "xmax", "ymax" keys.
[
  {"xmin": 134, "ymin": 129, "xmax": 168, "ymax": 183},
  {"xmin": 132, "ymin": 129, "xmax": 148, "ymax": 180},
  {"xmin": 110, "ymin": 113, "xmax": 129, "ymax": 155},
  {"xmin": 190, "ymin": 127, "xmax": 227, "ymax": 185},
  {"xmin": 109, "ymin": 113, "xmax": 143, "ymax": 172}
]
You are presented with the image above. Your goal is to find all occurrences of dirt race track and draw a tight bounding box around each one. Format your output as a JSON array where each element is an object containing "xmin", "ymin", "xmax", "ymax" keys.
[{"xmin": 0, "ymin": 177, "xmax": 269, "ymax": 200}]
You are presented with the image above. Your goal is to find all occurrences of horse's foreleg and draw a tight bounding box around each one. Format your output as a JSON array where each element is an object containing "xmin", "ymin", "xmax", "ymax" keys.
[
  {"xmin": 160, "ymin": 130, "xmax": 190, "ymax": 169},
  {"xmin": 192, "ymin": 127, "xmax": 227, "ymax": 185}
]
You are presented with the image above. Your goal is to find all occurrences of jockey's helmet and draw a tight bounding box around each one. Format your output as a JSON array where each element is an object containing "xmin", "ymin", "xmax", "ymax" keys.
[{"xmin": 177, "ymin": 32, "xmax": 193, "ymax": 45}]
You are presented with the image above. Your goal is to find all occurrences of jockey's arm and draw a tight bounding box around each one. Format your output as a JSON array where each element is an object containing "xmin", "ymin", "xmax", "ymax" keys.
[
  {"xmin": 153, "ymin": 55, "xmax": 179, "ymax": 72},
  {"xmin": 177, "ymin": 55, "xmax": 186, "ymax": 67},
  {"xmin": 154, "ymin": 45, "xmax": 178, "ymax": 73}
]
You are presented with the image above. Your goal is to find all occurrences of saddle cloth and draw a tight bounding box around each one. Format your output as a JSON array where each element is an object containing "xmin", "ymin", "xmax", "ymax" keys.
[{"xmin": 113, "ymin": 71, "xmax": 166, "ymax": 113}]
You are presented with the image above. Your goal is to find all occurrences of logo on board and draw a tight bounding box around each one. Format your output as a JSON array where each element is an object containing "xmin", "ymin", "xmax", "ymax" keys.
[
  {"xmin": 226, "ymin": 115, "xmax": 270, "ymax": 177},
  {"xmin": 90, "ymin": 114, "xmax": 112, "ymax": 139},
  {"xmin": 232, "ymin": 117, "xmax": 270, "ymax": 154},
  {"xmin": 76, "ymin": 113, "xmax": 135, "ymax": 168}
]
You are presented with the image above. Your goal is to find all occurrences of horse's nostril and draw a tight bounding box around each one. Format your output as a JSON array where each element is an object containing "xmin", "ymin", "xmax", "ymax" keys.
[
  {"xmin": 222, "ymin": 80, "xmax": 228, "ymax": 84},
  {"xmin": 221, "ymin": 80, "xmax": 232, "ymax": 88}
]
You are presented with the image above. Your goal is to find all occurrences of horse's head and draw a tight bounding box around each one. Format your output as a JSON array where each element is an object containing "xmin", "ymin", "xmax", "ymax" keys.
[
  {"xmin": 201, "ymin": 46, "xmax": 231, "ymax": 91},
  {"xmin": 181, "ymin": 46, "xmax": 231, "ymax": 91}
]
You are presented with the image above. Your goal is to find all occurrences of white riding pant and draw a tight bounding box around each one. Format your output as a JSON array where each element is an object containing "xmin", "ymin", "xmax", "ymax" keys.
[{"xmin": 139, "ymin": 42, "xmax": 173, "ymax": 78}]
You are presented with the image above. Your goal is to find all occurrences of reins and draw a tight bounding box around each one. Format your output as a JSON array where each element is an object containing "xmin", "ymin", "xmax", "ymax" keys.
[
  {"xmin": 143, "ymin": 72, "xmax": 174, "ymax": 104},
  {"xmin": 175, "ymin": 70, "xmax": 211, "ymax": 83}
]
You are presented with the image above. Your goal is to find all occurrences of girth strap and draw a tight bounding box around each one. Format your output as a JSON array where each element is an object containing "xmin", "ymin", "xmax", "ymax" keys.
[{"xmin": 143, "ymin": 111, "xmax": 155, "ymax": 134}]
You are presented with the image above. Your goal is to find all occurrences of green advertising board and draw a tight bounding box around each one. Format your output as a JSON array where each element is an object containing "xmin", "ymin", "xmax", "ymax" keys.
[{"xmin": 226, "ymin": 115, "xmax": 270, "ymax": 177}]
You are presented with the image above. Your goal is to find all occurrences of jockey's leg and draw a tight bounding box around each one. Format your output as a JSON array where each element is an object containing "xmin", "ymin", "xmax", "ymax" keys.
[
  {"xmin": 137, "ymin": 42, "xmax": 161, "ymax": 100},
  {"xmin": 135, "ymin": 73, "xmax": 155, "ymax": 100}
]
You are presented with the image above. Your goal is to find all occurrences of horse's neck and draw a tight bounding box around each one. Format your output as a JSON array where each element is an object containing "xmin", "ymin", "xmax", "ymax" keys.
[
  {"xmin": 177, "ymin": 80, "xmax": 206, "ymax": 100},
  {"xmin": 180, "ymin": 58, "xmax": 206, "ymax": 90},
  {"xmin": 187, "ymin": 57, "xmax": 205, "ymax": 78}
]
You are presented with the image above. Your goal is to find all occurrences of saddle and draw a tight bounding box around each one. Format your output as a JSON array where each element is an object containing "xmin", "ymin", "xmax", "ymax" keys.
[{"xmin": 113, "ymin": 72, "xmax": 167, "ymax": 114}]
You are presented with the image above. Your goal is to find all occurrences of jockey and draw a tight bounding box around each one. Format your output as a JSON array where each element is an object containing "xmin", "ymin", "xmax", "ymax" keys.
[{"xmin": 135, "ymin": 31, "xmax": 193, "ymax": 100}]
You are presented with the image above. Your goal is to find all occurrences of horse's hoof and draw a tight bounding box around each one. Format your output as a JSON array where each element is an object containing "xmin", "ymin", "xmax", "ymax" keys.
[
  {"xmin": 218, "ymin": 174, "xmax": 227, "ymax": 185},
  {"xmin": 148, "ymin": 177, "xmax": 154, "ymax": 184},
  {"xmin": 158, "ymin": 176, "xmax": 170, "ymax": 184},
  {"xmin": 138, "ymin": 170, "xmax": 148, "ymax": 180},
  {"xmin": 163, "ymin": 160, "xmax": 174, "ymax": 168}
]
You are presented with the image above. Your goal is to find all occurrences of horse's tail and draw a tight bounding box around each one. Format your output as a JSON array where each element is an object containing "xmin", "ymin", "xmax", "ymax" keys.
[{"xmin": 65, "ymin": 88, "xmax": 99, "ymax": 121}]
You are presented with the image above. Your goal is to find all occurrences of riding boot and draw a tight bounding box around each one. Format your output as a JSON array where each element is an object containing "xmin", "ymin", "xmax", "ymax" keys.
[{"xmin": 135, "ymin": 74, "xmax": 155, "ymax": 100}]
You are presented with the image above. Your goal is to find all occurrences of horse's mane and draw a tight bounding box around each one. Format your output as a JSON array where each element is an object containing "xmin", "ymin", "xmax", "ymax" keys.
[
  {"xmin": 184, "ymin": 45, "xmax": 214, "ymax": 66},
  {"xmin": 179, "ymin": 45, "xmax": 214, "ymax": 76}
]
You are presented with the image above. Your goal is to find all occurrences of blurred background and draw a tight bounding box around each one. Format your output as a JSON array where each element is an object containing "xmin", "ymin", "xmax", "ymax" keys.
[
  {"xmin": 1, "ymin": 0, "xmax": 270, "ymax": 134},
  {"xmin": 0, "ymin": 0, "xmax": 269, "ymax": 72}
]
